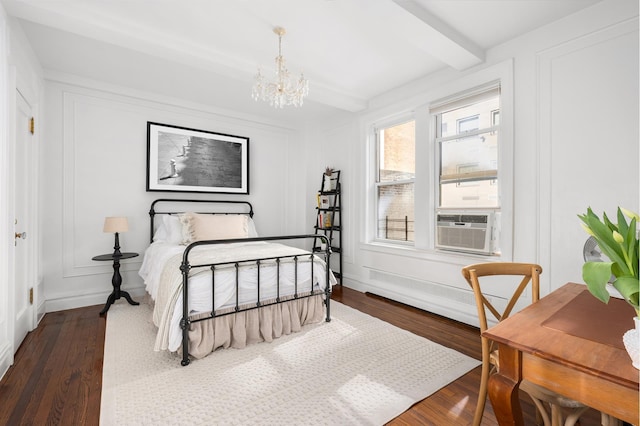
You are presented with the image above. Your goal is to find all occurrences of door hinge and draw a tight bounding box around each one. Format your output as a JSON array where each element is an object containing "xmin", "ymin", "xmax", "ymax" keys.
[
  {"xmin": 29, "ymin": 288, "xmax": 33, "ymax": 305},
  {"xmin": 29, "ymin": 117, "xmax": 34, "ymax": 134}
]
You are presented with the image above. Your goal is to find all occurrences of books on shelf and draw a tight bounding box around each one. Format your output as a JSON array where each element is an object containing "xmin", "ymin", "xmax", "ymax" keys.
[
  {"xmin": 316, "ymin": 194, "xmax": 331, "ymax": 209},
  {"xmin": 317, "ymin": 212, "xmax": 331, "ymax": 228}
]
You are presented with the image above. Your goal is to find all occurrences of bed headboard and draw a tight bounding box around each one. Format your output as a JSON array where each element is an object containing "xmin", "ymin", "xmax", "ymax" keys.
[{"xmin": 148, "ymin": 198, "xmax": 254, "ymax": 243}]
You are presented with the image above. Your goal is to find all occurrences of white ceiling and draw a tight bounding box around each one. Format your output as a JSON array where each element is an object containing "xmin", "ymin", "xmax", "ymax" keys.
[{"xmin": 2, "ymin": 0, "xmax": 602, "ymax": 123}]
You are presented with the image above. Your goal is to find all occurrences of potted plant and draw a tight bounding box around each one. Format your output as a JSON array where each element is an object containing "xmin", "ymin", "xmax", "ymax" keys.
[
  {"xmin": 323, "ymin": 167, "xmax": 334, "ymax": 192},
  {"xmin": 579, "ymin": 206, "xmax": 639, "ymax": 367}
]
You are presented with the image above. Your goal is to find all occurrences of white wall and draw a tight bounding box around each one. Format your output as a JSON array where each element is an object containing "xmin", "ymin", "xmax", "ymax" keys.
[
  {"xmin": 41, "ymin": 74, "xmax": 308, "ymax": 312},
  {"xmin": 3, "ymin": 0, "xmax": 638, "ymax": 339},
  {"xmin": 305, "ymin": 0, "xmax": 639, "ymax": 327}
]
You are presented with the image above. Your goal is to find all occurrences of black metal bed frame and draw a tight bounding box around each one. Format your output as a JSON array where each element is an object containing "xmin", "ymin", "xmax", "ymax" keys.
[{"xmin": 149, "ymin": 199, "xmax": 332, "ymax": 366}]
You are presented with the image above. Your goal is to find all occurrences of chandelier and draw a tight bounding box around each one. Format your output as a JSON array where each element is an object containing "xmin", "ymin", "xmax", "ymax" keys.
[{"xmin": 252, "ymin": 27, "xmax": 309, "ymax": 108}]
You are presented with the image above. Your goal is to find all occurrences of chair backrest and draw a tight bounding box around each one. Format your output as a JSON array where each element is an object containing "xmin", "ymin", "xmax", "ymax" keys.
[{"xmin": 461, "ymin": 262, "xmax": 543, "ymax": 333}]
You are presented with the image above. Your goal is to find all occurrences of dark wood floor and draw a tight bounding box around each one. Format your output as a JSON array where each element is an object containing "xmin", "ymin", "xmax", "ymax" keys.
[{"xmin": 0, "ymin": 285, "xmax": 603, "ymax": 425}]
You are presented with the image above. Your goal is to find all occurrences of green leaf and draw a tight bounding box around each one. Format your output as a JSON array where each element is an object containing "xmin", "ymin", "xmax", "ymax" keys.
[
  {"xmin": 582, "ymin": 262, "xmax": 613, "ymax": 304},
  {"xmin": 613, "ymin": 276, "xmax": 640, "ymax": 310},
  {"xmin": 582, "ymin": 211, "xmax": 629, "ymax": 275},
  {"xmin": 617, "ymin": 208, "xmax": 630, "ymax": 238},
  {"xmin": 626, "ymin": 217, "xmax": 638, "ymax": 277},
  {"xmin": 603, "ymin": 211, "xmax": 619, "ymax": 233}
]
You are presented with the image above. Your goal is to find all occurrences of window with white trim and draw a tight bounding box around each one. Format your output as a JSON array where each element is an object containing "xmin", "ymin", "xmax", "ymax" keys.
[
  {"xmin": 366, "ymin": 61, "xmax": 513, "ymax": 257},
  {"xmin": 374, "ymin": 119, "xmax": 415, "ymax": 243},
  {"xmin": 432, "ymin": 85, "xmax": 500, "ymax": 209}
]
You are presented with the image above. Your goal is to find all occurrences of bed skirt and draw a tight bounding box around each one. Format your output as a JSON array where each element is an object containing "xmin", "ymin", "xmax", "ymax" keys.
[{"xmin": 185, "ymin": 293, "xmax": 325, "ymax": 359}]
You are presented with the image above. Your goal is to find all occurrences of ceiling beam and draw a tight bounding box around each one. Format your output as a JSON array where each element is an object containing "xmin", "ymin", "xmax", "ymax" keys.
[{"xmin": 393, "ymin": 0, "xmax": 484, "ymax": 70}]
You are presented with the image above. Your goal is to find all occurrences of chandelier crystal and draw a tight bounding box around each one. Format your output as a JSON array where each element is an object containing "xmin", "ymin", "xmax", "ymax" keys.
[{"xmin": 252, "ymin": 27, "xmax": 309, "ymax": 108}]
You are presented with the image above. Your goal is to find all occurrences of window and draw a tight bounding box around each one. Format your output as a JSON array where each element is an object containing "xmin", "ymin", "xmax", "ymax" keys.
[
  {"xmin": 365, "ymin": 61, "xmax": 512, "ymax": 258},
  {"xmin": 433, "ymin": 87, "xmax": 500, "ymax": 209},
  {"xmin": 457, "ymin": 115, "xmax": 479, "ymax": 133},
  {"xmin": 375, "ymin": 120, "xmax": 415, "ymax": 242}
]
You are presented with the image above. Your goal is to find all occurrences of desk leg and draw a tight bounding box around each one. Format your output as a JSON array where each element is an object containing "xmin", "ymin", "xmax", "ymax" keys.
[
  {"xmin": 99, "ymin": 258, "xmax": 139, "ymax": 316},
  {"xmin": 488, "ymin": 344, "xmax": 524, "ymax": 426}
]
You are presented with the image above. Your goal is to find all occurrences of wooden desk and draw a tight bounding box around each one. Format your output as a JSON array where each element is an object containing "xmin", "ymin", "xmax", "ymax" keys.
[{"xmin": 483, "ymin": 283, "xmax": 639, "ymax": 425}]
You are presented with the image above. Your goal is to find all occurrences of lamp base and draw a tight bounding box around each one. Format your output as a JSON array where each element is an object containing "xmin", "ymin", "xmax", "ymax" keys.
[{"xmin": 113, "ymin": 232, "xmax": 122, "ymax": 257}]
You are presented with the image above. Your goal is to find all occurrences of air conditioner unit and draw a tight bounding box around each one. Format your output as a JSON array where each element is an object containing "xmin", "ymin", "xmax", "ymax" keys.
[{"xmin": 436, "ymin": 210, "xmax": 499, "ymax": 255}]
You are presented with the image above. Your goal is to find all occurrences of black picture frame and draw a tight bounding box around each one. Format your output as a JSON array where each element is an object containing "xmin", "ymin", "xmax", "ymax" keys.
[{"xmin": 146, "ymin": 122, "xmax": 249, "ymax": 194}]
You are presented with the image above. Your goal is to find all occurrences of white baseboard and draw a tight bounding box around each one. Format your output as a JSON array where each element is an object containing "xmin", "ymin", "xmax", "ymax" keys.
[
  {"xmin": 0, "ymin": 341, "xmax": 13, "ymax": 383},
  {"xmin": 341, "ymin": 272, "xmax": 481, "ymax": 328},
  {"xmin": 44, "ymin": 285, "xmax": 147, "ymax": 313},
  {"xmin": 37, "ymin": 299, "xmax": 46, "ymax": 324}
]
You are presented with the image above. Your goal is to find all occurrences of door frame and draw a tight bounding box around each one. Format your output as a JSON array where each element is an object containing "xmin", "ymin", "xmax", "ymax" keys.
[
  {"xmin": 4, "ymin": 66, "xmax": 40, "ymax": 362},
  {"xmin": 12, "ymin": 86, "xmax": 37, "ymax": 350},
  {"xmin": 0, "ymin": 11, "xmax": 43, "ymax": 379},
  {"xmin": 0, "ymin": 14, "xmax": 10, "ymax": 377}
]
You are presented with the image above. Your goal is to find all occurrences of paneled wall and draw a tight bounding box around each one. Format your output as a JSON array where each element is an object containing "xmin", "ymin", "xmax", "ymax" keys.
[
  {"xmin": 41, "ymin": 77, "xmax": 306, "ymax": 312},
  {"xmin": 305, "ymin": 1, "xmax": 639, "ymax": 327},
  {"xmin": 537, "ymin": 17, "xmax": 639, "ymax": 288},
  {"xmin": 7, "ymin": 0, "xmax": 639, "ymax": 337}
]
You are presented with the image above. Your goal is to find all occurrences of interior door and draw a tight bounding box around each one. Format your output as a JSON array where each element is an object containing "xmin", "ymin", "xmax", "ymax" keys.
[{"xmin": 13, "ymin": 90, "xmax": 33, "ymax": 352}]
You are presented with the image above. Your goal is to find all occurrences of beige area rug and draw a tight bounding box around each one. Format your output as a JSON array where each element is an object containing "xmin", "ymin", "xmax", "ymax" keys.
[{"xmin": 100, "ymin": 301, "xmax": 480, "ymax": 425}]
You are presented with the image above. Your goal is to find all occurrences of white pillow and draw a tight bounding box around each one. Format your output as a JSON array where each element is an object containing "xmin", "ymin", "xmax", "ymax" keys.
[
  {"xmin": 153, "ymin": 214, "xmax": 184, "ymax": 245},
  {"xmin": 182, "ymin": 212, "xmax": 249, "ymax": 243},
  {"xmin": 164, "ymin": 215, "xmax": 184, "ymax": 245},
  {"xmin": 248, "ymin": 218, "xmax": 258, "ymax": 238},
  {"xmin": 152, "ymin": 218, "xmax": 168, "ymax": 242}
]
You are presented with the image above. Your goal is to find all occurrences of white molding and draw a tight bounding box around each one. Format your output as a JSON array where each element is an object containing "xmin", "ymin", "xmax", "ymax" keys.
[
  {"xmin": 0, "ymin": 341, "xmax": 12, "ymax": 381},
  {"xmin": 5, "ymin": 64, "xmax": 16, "ymax": 365},
  {"xmin": 60, "ymin": 91, "xmax": 147, "ymax": 278},
  {"xmin": 537, "ymin": 17, "xmax": 639, "ymax": 292},
  {"xmin": 46, "ymin": 70, "xmax": 300, "ymax": 132},
  {"xmin": 343, "ymin": 273, "xmax": 481, "ymax": 328},
  {"xmin": 0, "ymin": 7, "xmax": 11, "ymax": 382},
  {"xmin": 44, "ymin": 284, "xmax": 146, "ymax": 313},
  {"xmin": 42, "ymin": 77, "xmax": 302, "ymax": 309},
  {"xmin": 57, "ymin": 86, "xmax": 295, "ymax": 278},
  {"xmin": 360, "ymin": 59, "xmax": 515, "ymax": 261}
]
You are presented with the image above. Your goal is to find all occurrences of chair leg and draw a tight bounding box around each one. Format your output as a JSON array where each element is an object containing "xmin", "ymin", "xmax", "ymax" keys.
[
  {"xmin": 564, "ymin": 405, "xmax": 589, "ymax": 426},
  {"xmin": 551, "ymin": 403, "xmax": 563, "ymax": 426},
  {"xmin": 528, "ymin": 395, "xmax": 551, "ymax": 426},
  {"xmin": 601, "ymin": 412, "xmax": 623, "ymax": 426},
  {"xmin": 535, "ymin": 407, "xmax": 544, "ymax": 426},
  {"xmin": 473, "ymin": 360, "xmax": 491, "ymax": 426}
]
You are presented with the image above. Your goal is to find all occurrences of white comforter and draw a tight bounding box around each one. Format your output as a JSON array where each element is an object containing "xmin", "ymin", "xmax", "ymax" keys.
[{"xmin": 139, "ymin": 241, "xmax": 335, "ymax": 352}]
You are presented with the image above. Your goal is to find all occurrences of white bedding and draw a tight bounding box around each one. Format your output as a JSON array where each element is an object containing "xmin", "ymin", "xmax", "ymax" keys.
[{"xmin": 139, "ymin": 240, "xmax": 335, "ymax": 352}]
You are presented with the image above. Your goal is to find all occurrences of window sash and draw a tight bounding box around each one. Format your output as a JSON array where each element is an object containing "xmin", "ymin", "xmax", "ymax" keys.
[
  {"xmin": 429, "ymin": 83, "xmax": 500, "ymax": 115},
  {"xmin": 374, "ymin": 118, "xmax": 416, "ymax": 244},
  {"xmin": 434, "ymin": 89, "xmax": 500, "ymax": 209},
  {"xmin": 436, "ymin": 125, "xmax": 499, "ymax": 143},
  {"xmin": 440, "ymin": 169, "xmax": 497, "ymax": 185},
  {"xmin": 376, "ymin": 182, "xmax": 415, "ymax": 242}
]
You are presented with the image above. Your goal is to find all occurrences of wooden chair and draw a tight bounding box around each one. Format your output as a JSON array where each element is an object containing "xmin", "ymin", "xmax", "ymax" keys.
[{"xmin": 461, "ymin": 262, "xmax": 589, "ymax": 426}]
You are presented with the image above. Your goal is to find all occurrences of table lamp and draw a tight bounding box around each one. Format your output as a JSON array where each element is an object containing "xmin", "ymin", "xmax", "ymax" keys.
[{"xmin": 103, "ymin": 216, "xmax": 129, "ymax": 257}]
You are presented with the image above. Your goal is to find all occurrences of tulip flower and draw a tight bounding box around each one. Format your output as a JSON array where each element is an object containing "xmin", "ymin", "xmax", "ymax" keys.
[{"xmin": 579, "ymin": 207, "xmax": 639, "ymax": 317}]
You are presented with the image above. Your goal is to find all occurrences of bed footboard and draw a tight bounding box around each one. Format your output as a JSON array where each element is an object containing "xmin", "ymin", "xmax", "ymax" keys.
[{"xmin": 179, "ymin": 234, "xmax": 332, "ymax": 366}]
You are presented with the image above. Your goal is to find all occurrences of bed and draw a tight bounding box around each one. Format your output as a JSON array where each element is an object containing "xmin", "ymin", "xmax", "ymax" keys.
[{"xmin": 139, "ymin": 198, "xmax": 336, "ymax": 366}]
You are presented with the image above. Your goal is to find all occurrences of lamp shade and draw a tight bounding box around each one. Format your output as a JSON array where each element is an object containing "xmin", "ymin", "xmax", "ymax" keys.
[{"xmin": 103, "ymin": 217, "xmax": 129, "ymax": 233}]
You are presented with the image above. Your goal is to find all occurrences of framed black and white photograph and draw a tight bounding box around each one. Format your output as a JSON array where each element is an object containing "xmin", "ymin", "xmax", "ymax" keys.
[{"xmin": 146, "ymin": 122, "xmax": 249, "ymax": 194}]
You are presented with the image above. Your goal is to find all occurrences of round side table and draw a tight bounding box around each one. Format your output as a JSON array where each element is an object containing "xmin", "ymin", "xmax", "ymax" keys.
[{"xmin": 92, "ymin": 252, "xmax": 140, "ymax": 315}]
